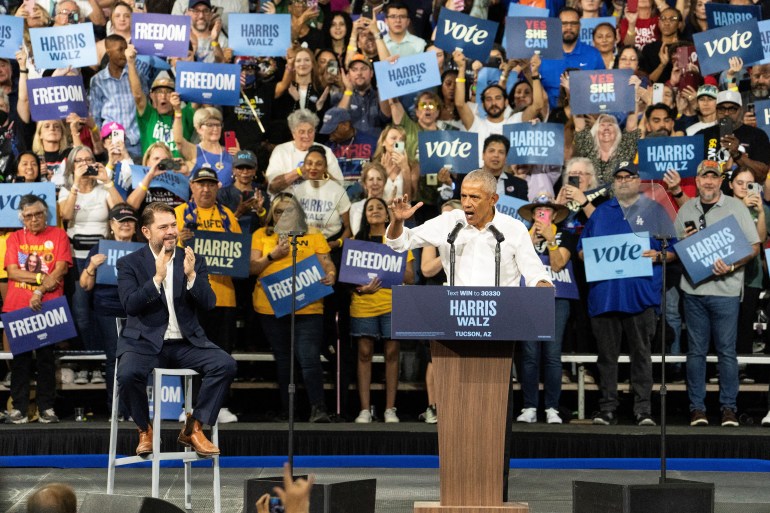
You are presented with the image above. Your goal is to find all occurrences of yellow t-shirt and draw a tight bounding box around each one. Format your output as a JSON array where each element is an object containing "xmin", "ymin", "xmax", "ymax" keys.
[
  {"xmin": 0, "ymin": 231, "xmax": 9, "ymax": 279},
  {"xmin": 175, "ymin": 203, "xmax": 241, "ymax": 308},
  {"xmin": 252, "ymin": 228, "xmax": 331, "ymax": 316},
  {"xmin": 349, "ymin": 237, "xmax": 413, "ymax": 319}
]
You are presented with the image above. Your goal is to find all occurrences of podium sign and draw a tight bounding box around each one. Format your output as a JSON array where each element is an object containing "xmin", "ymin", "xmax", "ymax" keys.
[{"xmin": 392, "ymin": 286, "xmax": 555, "ymax": 341}]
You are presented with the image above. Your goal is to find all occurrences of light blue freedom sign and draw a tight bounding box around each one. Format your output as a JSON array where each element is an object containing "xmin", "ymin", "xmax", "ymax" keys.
[
  {"xmin": 637, "ymin": 135, "xmax": 705, "ymax": 180},
  {"xmin": 582, "ymin": 232, "xmax": 652, "ymax": 282},
  {"xmin": 434, "ymin": 9, "xmax": 498, "ymax": 62},
  {"xmin": 579, "ymin": 16, "xmax": 616, "ymax": 47},
  {"xmin": 495, "ymin": 195, "xmax": 530, "ymax": 227},
  {"xmin": 30, "ymin": 23, "xmax": 97, "ymax": 69},
  {"xmin": 694, "ymin": 20, "xmax": 764, "ymax": 76},
  {"xmin": 259, "ymin": 254, "xmax": 334, "ymax": 318},
  {"xmin": 374, "ymin": 52, "xmax": 441, "ymax": 101},
  {"xmin": 0, "ymin": 182, "xmax": 57, "ymax": 228},
  {"xmin": 706, "ymin": 3, "xmax": 761, "ymax": 29},
  {"xmin": 418, "ymin": 130, "xmax": 478, "ymax": 174},
  {"xmin": 503, "ymin": 122, "xmax": 564, "ymax": 166},
  {"xmin": 0, "ymin": 15, "xmax": 24, "ymax": 59},
  {"xmin": 339, "ymin": 239, "xmax": 406, "ymax": 288},
  {"xmin": 130, "ymin": 165, "xmax": 190, "ymax": 201},
  {"xmin": 176, "ymin": 61, "xmax": 241, "ymax": 106},
  {"xmin": 674, "ymin": 215, "xmax": 754, "ymax": 285},
  {"xmin": 753, "ymin": 98, "xmax": 770, "ymax": 138},
  {"xmin": 96, "ymin": 240, "xmax": 145, "ymax": 286},
  {"xmin": 504, "ymin": 17, "xmax": 562, "ymax": 60},
  {"xmin": 569, "ymin": 69, "xmax": 634, "ymax": 115},
  {"xmin": 1, "ymin": 296, "xmax": 77, "ymax": 356},
  {"xmin": 229, "ymin": 13, "xmax": 291, "ymax": 57}
]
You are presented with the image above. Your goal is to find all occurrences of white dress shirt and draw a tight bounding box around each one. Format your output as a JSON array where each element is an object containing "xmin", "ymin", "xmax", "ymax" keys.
[
  {"xmin": 386, "ymin": 209, "xmax": 551, "ymax": 287},
  {"xmin": 150, "ymin": 247, "xmax": 195, "ymax": 340}
]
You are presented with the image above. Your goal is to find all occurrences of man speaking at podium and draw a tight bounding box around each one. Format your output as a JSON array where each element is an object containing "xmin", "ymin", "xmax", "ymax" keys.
[{"xmin": 386, "ymin": 170, "xmax": 553, "ymax": 288}]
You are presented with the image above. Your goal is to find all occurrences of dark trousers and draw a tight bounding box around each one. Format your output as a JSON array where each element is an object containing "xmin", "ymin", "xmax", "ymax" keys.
[
  {"xmin": 11, "ymin": 346, "xmax": 56, "ymax": 413},
  {"xmin": 116, "ymin": 340, "xmax": 237, "ymax": 431},
  {"xmin": 591, "ymin": 308, "xmax": 655, "ymax": 416}
]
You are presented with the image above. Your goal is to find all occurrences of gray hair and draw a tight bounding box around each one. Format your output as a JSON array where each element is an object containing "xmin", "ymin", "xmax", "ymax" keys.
[
  {"xmin": 564, "ymin": 157, "xmax": 598, "ymax": 190},
  {"xmin": 463, "ymin": 170, "xmax": 498, "ymax": 196},
  {"xmin": 63, "ymin": 145, "xmax": 95, "ymax": 189},
  {"xmin": 287, "ymin": 109, "xmax": 319, "ymax": 132}
]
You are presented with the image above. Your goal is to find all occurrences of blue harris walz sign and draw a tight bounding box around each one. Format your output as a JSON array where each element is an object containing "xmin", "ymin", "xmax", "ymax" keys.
[
  {"xmin": 176, "ymin": 61, "xmax": 241, "ymax": 106},
  {"xmin": 96, "ymin": 240, "xmax": 145, "ymax": 286},
  {"xmin": 503, "ymin": 122, "xmax": 564, "ymax": 166},
  {"xmin": 132, "ymin": 13, "xmax": 190, "ymax": 58},
  {"xmin": 229, "ymin": 13, "xmax": 292, "ymax": 57},
  {"xmin": 753, "ymin": 98, "xmax": 770, "ymax": 138},
  {"xmin": 0, "ymin": 182, "xmax": 57, "ymax": 228},
  {"xmin": 581, "ymin": 232, "xmax": 652, "ymax": 282},
  {"xmin": 418, "ymin": 130, "xmax": 478, "ymax": 174},
  {"xmin": 495, "ymin": 195, "xmax": 530, "ymax": 227},
  {"xmin": 504, "ymin": 17, "xmax": 562, "ymax": 60},
  {"xmin": 569, "ymin": 69, "xmax": 635, "ymax": 115},
  {"xmin": 1, "ymin": 296, "xmax": 77, "ymax": 355},
  {"xmin": 434, "ymin": 9, "xmax": 498, "ymax": 62},
  {"xmin": 374, "ymin": 52, "xmax": 442, "ymax": 101},
  {"xmin": 339, "ymin": 239, "xmax": 406, "ymax": 288},
  {"xmin": 706, "ymin": 3, "xmax": 761, "ymax": 29},
  {"xmin": 259, "ymin": 254, "xmax": 334, "ymax": 318},
  {"xmin": 0, "ymin": 15, "xmax": 24, "ymax": 59},
  {"xmin": 674, "ymin": 215, "xmax": 754, "ymax": 285},
  {"xmin": 694, "ymin": 20, "xmax": 764, "ymax": 76},
  {"xmin": 637, "ymin": 135, "xmax": 705, "ymax": 179},
  {"xmin": 190, "ymin": 230, "xmax": 251, "ymax": 279},
  {"xmin": 28, "ymin": 75, "xmax": 88, "ymax": 121},
  {"xmin": 30, "ymin": 23, "xmax": 98, "ymax": 69}
]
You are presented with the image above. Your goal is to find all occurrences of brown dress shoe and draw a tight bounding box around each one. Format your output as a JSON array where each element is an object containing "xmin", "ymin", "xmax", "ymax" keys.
[
  {"xmin": 136, "ymin": 425, "xmax": 153, "ymax": 457},
  {"xmin": 178, "ymin": 414, "xmax": 220, "ymax": 456}
]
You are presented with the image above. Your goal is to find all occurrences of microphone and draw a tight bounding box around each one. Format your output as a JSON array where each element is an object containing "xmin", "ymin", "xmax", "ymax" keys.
[
  {"xmin": 488, "ymin": 224, "xmax": 505, "ymax": 244},
  {"xmin": 447, "ymin": 221, "xmax": 464, "ymax": 244}
]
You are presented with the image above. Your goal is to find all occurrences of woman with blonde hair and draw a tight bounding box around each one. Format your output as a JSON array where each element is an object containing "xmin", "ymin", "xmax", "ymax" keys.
[
  {"xmin": 372, "ymin": 125, "xmax": 418, "ymax": 202},
  {"xmin": 277, "ymin": 46, "xmax": 330, "ymax": 115}
]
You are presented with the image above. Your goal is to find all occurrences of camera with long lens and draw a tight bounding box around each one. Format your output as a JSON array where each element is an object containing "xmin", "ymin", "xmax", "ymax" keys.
[
  {"xmin": 84, "ymin": 165, "xmax": 98, "ymax": 176},
  {"xmin": 157, "ymin": 158, "xmax": 181, "ymax": 171}
]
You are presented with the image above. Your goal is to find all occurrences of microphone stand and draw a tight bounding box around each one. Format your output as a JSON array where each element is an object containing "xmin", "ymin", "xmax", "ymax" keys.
[
  {"xmin": 494, "ymin": 241, "xmax": 501, "ymax": 287},
  {"xmin": 287, "ymin": 232, "xmax": 302, "ymax": 476},
  {"xmin": 657, "ymin": 236, "xmax": 670, "ymax": 483},
  {"xmin": 449, "ymin": 239, "xmax": 457, "ymax": 286}
]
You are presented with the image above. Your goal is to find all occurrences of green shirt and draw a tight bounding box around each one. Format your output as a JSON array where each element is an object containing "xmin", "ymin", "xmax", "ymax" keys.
[{"xmin": 137, "ymin": 103, "xmax": 194, "ymax": 158}]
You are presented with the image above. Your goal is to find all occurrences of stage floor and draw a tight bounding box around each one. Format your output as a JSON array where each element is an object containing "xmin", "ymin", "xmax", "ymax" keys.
[{"xmin": 2, "ymin": 467, "xmax": 770, "ymax": 513}]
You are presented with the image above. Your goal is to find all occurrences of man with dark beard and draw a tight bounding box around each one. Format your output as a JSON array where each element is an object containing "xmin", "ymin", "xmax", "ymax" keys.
[
  {"xmin": 741, "ymin": 64, "xmax": 770, "ymax": 128},
  {"xmin": 643, "ymin": 103, "xmax": 679, "ymax": 137}
]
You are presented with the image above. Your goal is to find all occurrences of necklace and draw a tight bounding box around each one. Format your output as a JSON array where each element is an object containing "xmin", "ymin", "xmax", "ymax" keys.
[{"xmin": 200, "ymin": 143, "xmax": 224, "ymax": 170}]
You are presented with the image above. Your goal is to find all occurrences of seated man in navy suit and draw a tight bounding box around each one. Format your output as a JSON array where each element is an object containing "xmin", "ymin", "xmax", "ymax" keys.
[{"xmin": 116, "ymin": 202, "xmax": 237, "ymax": 457}]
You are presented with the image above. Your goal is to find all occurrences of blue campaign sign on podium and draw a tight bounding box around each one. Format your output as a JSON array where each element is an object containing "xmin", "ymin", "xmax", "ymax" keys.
[{"xmin": 392, "ymin": 286, "xmax": 554, "ymax": 341}]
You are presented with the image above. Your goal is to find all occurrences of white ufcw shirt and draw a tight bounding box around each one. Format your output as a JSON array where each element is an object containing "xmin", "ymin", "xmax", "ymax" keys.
[{"xmin": 386, "ymin": 209, "xmax": 551, "ymax": 287}]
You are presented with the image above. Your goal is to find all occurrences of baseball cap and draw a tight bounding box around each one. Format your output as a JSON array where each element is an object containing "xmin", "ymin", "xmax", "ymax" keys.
[
  {"xmin": 349, "ymin": 54, "xmax": 372, "ymax": 68},
  {"xmin": 109, "ymin": 204, "xmax": 138, "ymax": 222},
  {"xmin": 151, "ymin": 71, "xmax": 175, "ymax": 92},
  {"xmin": 716, "ymin": 90, "xmax": 742, "ymax": 107},
  {"xmin": 189, "ymin": 0, "xmax": 211, "ymax": 8},
  {"xmin": 233, "ymin": 150, "xmax": 258, "ymax": 168},
  {"xmin": 696, "ymin": 84, "xmax": 718, "ymax": 99},
  {"xmin": 100, "ymin": 121, "xmax": 125, "ymax": 140},
  {"xmin": 613, "ymin": 161, "xmax": 639, "ymax": 177},
  {"xmin": 696, "ymin": 159, "xmax": 722, "ymax": 177},
  {"xmin": 190, "ymin": 167, "xmax": 219, "ymax": 183},
  {"xmin": 319, "ymin": 107, "xmax": 351, "ymax": 135}
]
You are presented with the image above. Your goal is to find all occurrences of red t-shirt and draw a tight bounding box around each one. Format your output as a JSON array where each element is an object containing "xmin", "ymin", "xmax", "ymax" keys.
[
  {"xmin": 3, "ymin": 226, "xmax": 72, "ymax": 313},
  {"xmin": 619, "ymin": 16, "xmax": 661, "ymax": 50}
]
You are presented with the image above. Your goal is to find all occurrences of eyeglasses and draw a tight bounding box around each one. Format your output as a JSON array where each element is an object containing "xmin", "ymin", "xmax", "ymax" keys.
[
  {"xmin": 418, "ymin": 102, "xmax": 437, "ymax": 110},
  {"xmin": 201, "ymin": 122, "xmax": 222, "ymax": 128},
  {"xmin": 55, "ymin": 8, "xmax": 77, "ymax": 15},
  {"xmin": 189, "ymin": 7, "xmax": 211, "ymax": 14},
  {"xmin": 561, "ymin": 21, "xmax": 580, "ymax": 26},
  {"xmin": 73, "ymin": 157, "xmax": 95, "ymax": 164},
  {"xmin": 659, "ymin": 16, "xmax": 680, "ymax": 22},
  {"xmin": 386, "ymin": 15, "xmax": 409, "ymax": 20},
  {"xmin": 22, "ymin": 211, "xmax": 46, "ymax": 220},
  {"xmin": 152, "ymin": 89, "xmax": 172, "ymax": 96},
  {"xmin": 614, "ymin": 174, "xmax": 638, "ymax": 183},
  {"xmin": 717, "ymin": 105, "xmax": 740, "ymax": 113}
]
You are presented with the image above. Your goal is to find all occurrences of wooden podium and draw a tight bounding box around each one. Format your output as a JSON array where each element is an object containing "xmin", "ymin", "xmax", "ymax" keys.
[{"xmin": 392, "ymin": 286, "xmax": 555, "ymax": 513}]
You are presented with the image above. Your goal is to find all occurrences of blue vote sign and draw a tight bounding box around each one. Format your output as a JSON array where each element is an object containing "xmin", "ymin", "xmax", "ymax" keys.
[
  {"xmin": 339, "ymin": 239, "xmax": 406, "ymax": 288},
  {"xmin": 229, "ymin": 14, "xmax": 291, "ymax": 57},
  {"xmin": 579, "ymin": 17, "xmax": 616, "ymax": 47},
  {"xmin": 674, "ymin": 215, "xmax": 754, "ymax": 285},
  {"xmin": 418, "ymin": 130, "xmax": 478, "ymax": 174},
  {"xmin": 503, "ymin": 122, "xmax": 564, "ymax": 166},
  {"xmin": 753, "ymin": 99, "xmax": 770, "ymax": 138},
  {"xmin": 129, "ymin": 165, "xmax": 190, "ymax": 201},
  {"xmin": 1, "ymin": 296, "xmax": 77, "ymax": 356},
  {"xmin": 96, "ymin": 240, "xmax": 144, "ymax": 286},
  {"xmin": 28, "ymin": 75, "xmax": 88, "ymax": 121},
  {"xmin": 176, "ymin": 61, "xmax": 241, "ymax": 106},
  {"xmin": 694, "ymin": 20, "xmax": 764, "ymax": 76},
  {"xmin": 495, "ymin": 195, "xmax": 530, "ymax": 227},
  {"xmin": 569, "ymin": 69, "xmax": 635, "ymax": 115},
  {"xmin": 434, "ymin": 9, "xmax": 498, "ymax": 62},
  {"xmin": 505, "ymin": 17, "xmax": 562, "ymax": 60},
  {"xmin": 132, "ymin": 13, "xmax": 190, "ymax": 58},
  {"xmin": 392, "ymin": 286, "xmax": 555, "ymax": 341},
  {"xmin": 0, "ymin": 16, "xmax": 24, "ymax": 59},
  {"xmin": 540, "ymin": 255, "xmax": 579, "ymax": 300},
  {"xmin": 190, "ymin": 230, "xmax": 251, "ymax": 278},
  {"xmin": 30, "ymin": 23, "xmax": 97, "ymax": 69},
  {"xmin": 0, "ymin": 182, "xmax": 56, "ymax": 228},
  {"xmin": 259, "ymin": 254, "xmax": 334, "ymax": 318},
  {"xmin": 374, "ymin": 52, "xmax": 442, "ymax": 101},
  {"xmin": 637, "ymin": 136, "xmax": 704, "ymax": 179},
  {"xmin": 706, "ymin": 3, "xmax": 761, "ymax": 29},
  {"xmin": 582, "ymin": 232, "xmax": 652, "ymax": 282}
]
